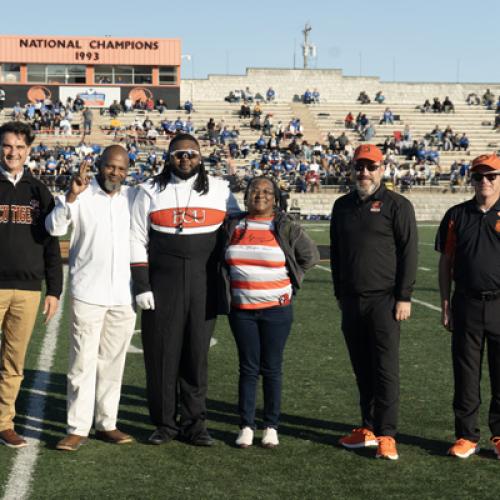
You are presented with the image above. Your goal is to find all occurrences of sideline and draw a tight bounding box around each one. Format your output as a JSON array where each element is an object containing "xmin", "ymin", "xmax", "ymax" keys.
[
  {"xmin": 314, "ymin": 265, "xmax": 440, "ymax": 313},
  {"xmin": 2, "ymin": 267, "xmax": 68, "ymax": 500}
]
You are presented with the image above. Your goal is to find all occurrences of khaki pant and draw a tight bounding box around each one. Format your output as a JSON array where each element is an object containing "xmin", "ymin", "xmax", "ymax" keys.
[{"xmin": 0, "ymin": 289, "xmax": 41, "ymax": 431}]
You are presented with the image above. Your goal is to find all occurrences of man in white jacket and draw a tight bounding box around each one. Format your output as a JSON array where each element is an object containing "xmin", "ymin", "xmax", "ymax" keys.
[{"xmin": 46, "ymin": 145, "xmax": 137, "ymax": 451}]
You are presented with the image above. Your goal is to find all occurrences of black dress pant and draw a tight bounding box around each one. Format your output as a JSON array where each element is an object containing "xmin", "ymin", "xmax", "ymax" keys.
[
  {"xmin": 451, "ymin": 292, "xmax": 500, "ymax": 441},
  {"xmin": 142, "ymin": 232, "xmax": 218, "ymax": 440},
  {"xmin": 340, "ymin": 293, "xmax": 400, "ymax": 437}
]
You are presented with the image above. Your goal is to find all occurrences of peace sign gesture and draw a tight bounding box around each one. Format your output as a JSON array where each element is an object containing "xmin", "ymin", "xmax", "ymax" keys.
[{"xmin": 66, "ymin": 160, "xmax": 91, "ymax": 203}]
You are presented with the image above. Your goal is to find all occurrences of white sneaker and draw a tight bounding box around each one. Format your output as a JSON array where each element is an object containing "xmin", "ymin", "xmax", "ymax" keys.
[
  {"xmin": 235, "ymin": 427, "xmax": 254, "ymax": 448},
  {"xmin": 261, "ymin": 427, "xmax": 279, "ymax": 448}
]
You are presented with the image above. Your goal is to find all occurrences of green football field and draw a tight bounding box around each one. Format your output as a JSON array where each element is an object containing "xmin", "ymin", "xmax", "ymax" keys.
[{"xmin": 0, "ymin": 223, "xmax": 498, "ymax": 500}]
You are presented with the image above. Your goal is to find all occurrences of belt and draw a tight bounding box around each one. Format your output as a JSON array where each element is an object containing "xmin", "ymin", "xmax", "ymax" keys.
[{"xmin": 458, "ymin": 289, "xmax": 500, "ymax": 301}]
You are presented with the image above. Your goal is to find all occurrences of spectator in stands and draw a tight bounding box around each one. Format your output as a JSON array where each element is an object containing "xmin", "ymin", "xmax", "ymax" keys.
[
  {"xmin": 266, "ymin": 87, "xmax": 276, "ymax": 102},
  {"xmin": 253, "ymin": 101, "xmax": 263, "ymax": 117},
  {"xmin": 418, "ymin": 99, "xmax": 431, "ymax": 113},
  {"xmin": 250, "ymin": 114, "xmax": 261, "ymax": 131},
  {"xmin": 374, "ymin": 91, "xmax": 385, "ymax": 104},
  {"xmin": 443, "ymin": 96, "xmax": 455, "ymax": 113},
  {"xmin": 483, "ymin": 89, "xmax": 495, "ymax": 109},
  {"xmin": 73, "ymin": 96, "xmax": 84, "ymax": 112},
  {"xmin": 458, "ymin": 133, "xmax": 470, "ymax": 151},
  {"xmin": 466, "ymin": 93, "xmax": 480, "ymax": 105},
  {"xmin": 380, "ymin": 107, "xmax": 394, "ymax": 125},
  {"xmin": 145, "ymin": 98, "xmax": 154, "ymax": 112},
  {"xmin": 303, "ymin": 89, "xmax": 313, "ymax": 104},
  {"xmin": 239, "ymin": 101, "xmax": 251, "ymax": 119},
  {"xmin": 124, "ymin": 97, "xmax": 133, "ymax": 112},
  {"xmin": 255, "ymin": 134, "xmax": 266, "ymax": 152},
  {"xmin": 12, "ymin": 102, "xmax": 22, "ymax": 121},
  {"xmin": 184, "ymin": 100, "xmax": 194, "ymax": 114},
  {"xmin": 0, "ymin": 88, "xmax": 5, "ymax": 111},
  {"xmin": 312, "ymin": 89, "xmax": 320, "ymax": 104},
  {"xmin": 155, "ymin": 99, "xmax": 167, "ymax": 114},
  {"xmin": 432, "ymin": 98, "xmax": 443, "ymax": 113},
  {"xmin": 243, "ymin": 87, "xmax": 254, "ymax": 102},
  {"xmin": 357, "ymin": 91, "xmax": 370, "ymax": 104},
  {"xmin": 109, "ymin": 100, "xmax": 121, "ymax": 117},
  {"xmin": 59, "ymin": 117, "xmax": 72, "ymax": 136},
  {"xmin": 83, "ymin": 108, "xmax": 93, "ymax": 135},
  {"xmin": 344, "ymin": 112, "xmax": 354, "ymax": 129}
]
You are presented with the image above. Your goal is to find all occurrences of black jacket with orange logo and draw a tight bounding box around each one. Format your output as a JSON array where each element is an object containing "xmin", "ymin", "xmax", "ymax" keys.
[{"xmin": 330, "ymin": 184, "xmax": 418, "ymax": 301}]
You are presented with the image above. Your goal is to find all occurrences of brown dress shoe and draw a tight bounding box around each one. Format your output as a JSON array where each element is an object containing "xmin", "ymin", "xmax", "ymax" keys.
[
  {"xmin": 56, "ymin": 434, "xmax": 88, "ymax": 451},
  {"xmin": 0, "ymin": 429, "xmax": 28, "ymax": 448},
  {"xmin": 95, "ymin": 429, "xmax": 134, "ymax": 444}
]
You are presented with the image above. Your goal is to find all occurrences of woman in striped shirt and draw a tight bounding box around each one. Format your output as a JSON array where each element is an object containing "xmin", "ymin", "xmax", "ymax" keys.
[{"xmin": 221, "ymin": 176, "xmax": 319, "ymax": 448}]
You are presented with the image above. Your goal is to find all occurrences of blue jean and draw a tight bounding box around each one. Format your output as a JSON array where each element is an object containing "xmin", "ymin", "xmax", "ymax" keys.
[{"xmin": 229, "ymin": 305, "xmax": 293, "ymax": 429}]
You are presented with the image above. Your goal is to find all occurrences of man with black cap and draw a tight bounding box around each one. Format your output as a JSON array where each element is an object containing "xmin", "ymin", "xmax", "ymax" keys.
[
  {"xmin": 436, "ymin": 153, "xmax": 500, "ymax": 459},
  {"xmin": 330, "ymin": 144, "xmax": 418, "ymax": 460}
]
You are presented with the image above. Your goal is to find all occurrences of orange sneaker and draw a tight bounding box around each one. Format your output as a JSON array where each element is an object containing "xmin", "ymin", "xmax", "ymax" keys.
[
  {"xmin": 339, "ymin": 427, "xmax": 378, "ymax": 449},
  {"xmin": 448, "ymin": 438, "xmax": 479, "ymax": 459},
  {"xmin": 376, "ymin": 436, "xmax": 399, "ymax": 460},
  {"xmin": 491, "ymin": 437, "xmax": 500, "ymax": 459}
]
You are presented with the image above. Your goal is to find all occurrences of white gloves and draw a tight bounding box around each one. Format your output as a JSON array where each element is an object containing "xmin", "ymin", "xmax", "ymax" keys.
[{"xmin": 136, "ymin": 291, "xmax": 155, "ymax": 310}]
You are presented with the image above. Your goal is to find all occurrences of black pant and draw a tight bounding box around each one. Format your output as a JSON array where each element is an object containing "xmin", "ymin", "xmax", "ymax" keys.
[
  {"xmin": 141, "ymin": 234, "xmax": 218, "ymax": 440},
  {"xmin": 340, "ymin": 293, "xmax": 400, "ymax": 436},
  {"xmin": 451, "ymin": 292, "xmax": 500, "ymax": 441}
]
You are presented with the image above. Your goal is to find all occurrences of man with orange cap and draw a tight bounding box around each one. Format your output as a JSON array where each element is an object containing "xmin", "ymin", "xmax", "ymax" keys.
[
  {"xmin": 330, "ymin": 144, "xmax": 418, "ymax": 460},
  {"xmin": 436, "ymin": 153, "xmax": 500, "ymax": 460}
]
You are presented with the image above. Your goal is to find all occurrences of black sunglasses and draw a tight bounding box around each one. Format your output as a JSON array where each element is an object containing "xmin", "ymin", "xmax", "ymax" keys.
[
  {"xmin": 354, "ymin": 162, "xmax": 380, "ymax": 172},
  {"xmin": 170, "ymin": 149, "xmax": 200, "ymax": 160},
  {"xmin": 471, "ymin": 172, "xmax": 500, "ymax": 182}
]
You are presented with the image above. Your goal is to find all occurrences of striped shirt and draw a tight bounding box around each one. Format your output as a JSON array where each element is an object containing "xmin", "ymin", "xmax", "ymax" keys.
[{"xmin": 225, "ymin": 217, "xmax": 292, "ymax": 310}]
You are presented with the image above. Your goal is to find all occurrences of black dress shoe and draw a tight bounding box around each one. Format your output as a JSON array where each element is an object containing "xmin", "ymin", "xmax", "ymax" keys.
[
  {"xmin": 148, "ymin": 428, "xmax": 174, "ymax": 445},
  {"xmin": 190, "ymin": 431, "xmax": 215, "ymax": 447}
]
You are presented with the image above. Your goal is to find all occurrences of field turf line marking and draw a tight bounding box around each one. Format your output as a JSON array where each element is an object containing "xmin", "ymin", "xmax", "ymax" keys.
[
  {"xmin": 2, "ymin": 266, "xmax": 68, "ymax": 500},
  {"xmin": 314, "ymin": 265, "xmax": 440, "ymax": 313},
  {"xmin": 411, "ymin": 298, "xmax": 441, "ymax": 312}
]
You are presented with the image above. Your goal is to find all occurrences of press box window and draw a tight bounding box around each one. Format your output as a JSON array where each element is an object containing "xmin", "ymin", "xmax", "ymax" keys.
[
  {"xmin": 27, "ymin": 64, "xmax": 85, "ymax": 84},
  {"xmin": 1, "ymin": 64, "xmax": 21, "ymax": 83},
  {"xmin": 95, "ymin": 66, "xmax": 152, "ymax": 84},
  {"xmin": 159, "ymin": 66, "xmax": 177, "ymax": 85}
]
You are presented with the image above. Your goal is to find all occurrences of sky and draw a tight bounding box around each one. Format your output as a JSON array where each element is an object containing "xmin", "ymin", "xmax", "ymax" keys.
[{"xmin": 2, "ymin": 0, "xmax": 499, "ymax": 84}]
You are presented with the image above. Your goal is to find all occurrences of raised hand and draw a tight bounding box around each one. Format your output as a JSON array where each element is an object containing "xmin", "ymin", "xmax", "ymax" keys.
[{"xmin": 67, "ymin": 161, "xmax": 91, "ymax": 202}]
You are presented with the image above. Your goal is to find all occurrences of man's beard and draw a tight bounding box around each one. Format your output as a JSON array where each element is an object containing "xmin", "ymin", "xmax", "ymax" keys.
[
  {"xmin": 172, "ymin": 164, "xmax": 199, "ymax": 180},
  {"xmin": 97, "ymin": 174, "xmax": 122, "ymax": 193},
  {"xmin": 355, "ymin": 179, "xmax": 379, "ymax": 199}
]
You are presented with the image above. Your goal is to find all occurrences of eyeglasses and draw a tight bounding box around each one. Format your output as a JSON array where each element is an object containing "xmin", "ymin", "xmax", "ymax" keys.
[
  {"xmin": 353, "ymin": 162, "xmax": 380, "ymax": 172},
  {"xmin": 170, "ymin": 149, "xmax": 200, "ymax": 160},
  {"xmin": 471, "ymin": 172, "xmax": 500, "ymax": 182}
]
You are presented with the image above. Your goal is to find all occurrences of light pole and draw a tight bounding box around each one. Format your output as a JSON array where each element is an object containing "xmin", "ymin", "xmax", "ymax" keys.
[{"xmin": 181, "ymin": 54, "xmax": 194, "ymax": 101}]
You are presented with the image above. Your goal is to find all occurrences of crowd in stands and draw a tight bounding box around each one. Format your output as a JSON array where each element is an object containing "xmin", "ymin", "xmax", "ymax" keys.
[{"xmin": 5, "ymin": 84, "xmax": 500, "ymax": 195}]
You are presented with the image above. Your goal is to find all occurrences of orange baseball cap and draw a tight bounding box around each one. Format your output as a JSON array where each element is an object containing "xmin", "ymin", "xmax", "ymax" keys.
[
  {"xmin": 353, "ymin": 144, "xmax": 384, "ymax": 163},
  {"xmin": 471, "ymin": 153, "xmax": 500, "ymax": 171}
]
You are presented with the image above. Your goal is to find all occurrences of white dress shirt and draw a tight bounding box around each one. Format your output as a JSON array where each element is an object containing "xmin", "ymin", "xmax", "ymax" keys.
[
  {"xmin": 0, "ymin": 165, "xmax": 24, "ymax": 185},
  {"xmin": 46, "ymin": 178, "xmax": 137, "ymax": 306}
]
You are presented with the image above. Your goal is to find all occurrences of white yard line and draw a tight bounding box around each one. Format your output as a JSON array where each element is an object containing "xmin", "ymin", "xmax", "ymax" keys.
[
  {"xmin": 2, "ymin": 266, "xmax": 68, "ymax": 500},
  {"xmin": 419, "ymin": 242, "xmax": 434, "ymax": 246},
  {"xmin": 314, "ymin": 265, "xmax": 440, "ymax": 313},
  {"xmin": 418, "ymin": 267, "xmax": 431, "ymax": 272}
]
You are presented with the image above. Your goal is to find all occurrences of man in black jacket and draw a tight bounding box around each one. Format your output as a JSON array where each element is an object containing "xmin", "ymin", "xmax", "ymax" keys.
[
  {"xmin": 330, "ymin": 144, "xmax": 417, "ymax": 460},
  {"xmin": 0, "ymin": 121, "xmax": 62, "ymax": 448}
]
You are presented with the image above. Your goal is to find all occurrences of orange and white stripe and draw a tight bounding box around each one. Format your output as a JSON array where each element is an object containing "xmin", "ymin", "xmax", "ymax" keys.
[{"xmin": 226, "ymin": 218, "xmax": 292, "ymax": 310}]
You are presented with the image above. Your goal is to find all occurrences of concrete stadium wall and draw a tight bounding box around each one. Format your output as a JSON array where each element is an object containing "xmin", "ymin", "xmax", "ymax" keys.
[
  {"xmin": 233, "ymin": 190, "xmax": 472, "ymax": 221},
  {"xmin": 181, "ymin": 68, "xmax": 500, "ymax": 103}
]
